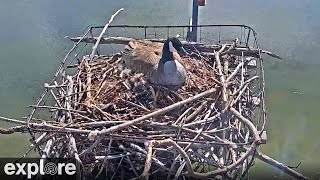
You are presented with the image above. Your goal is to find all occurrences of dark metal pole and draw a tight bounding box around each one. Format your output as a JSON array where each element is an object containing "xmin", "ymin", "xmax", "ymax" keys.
[{"xmin": 191, "ymin": 0, "xmax": 199, "ymax": 42}]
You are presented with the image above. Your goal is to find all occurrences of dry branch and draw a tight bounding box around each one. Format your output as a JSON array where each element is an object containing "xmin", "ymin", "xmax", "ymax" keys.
[
  {"xmin": 90, "ymin": 8, "xmax": 124, "ymax": 60},
  {"xmin": 254, "ymin": 151, "xmax": 308, "ymax": 180},
  {"xmin": 95, "ymin": 88, "xmax": 216, "ymax": 136},
  {"xmin": 67, "ymin": 36, "xmax": 282, "ymax": 59},
  {"xmin": 0, "ymin": 21, "xmax": 301, "ymax": 179}
]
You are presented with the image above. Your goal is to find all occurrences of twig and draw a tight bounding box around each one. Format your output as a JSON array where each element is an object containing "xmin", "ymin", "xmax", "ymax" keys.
[
  {"xmin": 230, "ymin": 107, "xmax": 261, "ymax": 144},
  {"xmin": 0, "ymin": 115, "xmax": 27, "ymax": 125},
  {"xmin": 95, "ymin": 138, "xmax": 113, "ymax": 178},
  {"xmin": 28, "ymin": 105, "xmax": 87, "ymax": 114},
  {"xmin": 254, "ymin": 151, "xmax": 308, "ymax": 180},
  {"xmin": 0, "ymin": 126, "xmax": 28, "ymax": 134},
  {"xmin": 90, "ymin": 8, "xmax": 124, "ymax": 60},
  {"xmin": 141, "ymin": 139, "xmax": 195, "ymax": 179},
  {"xmin": 190, "ymin": 144, "xmax": 257, "ymax": 179},
  {"xmin": 226, "ymin": 62, "xmax": 244, "ymax": 83},
  {"xmin": 68, "ymin": 36, "xmax": 282, "ymax": 59},
  {"xmin": 96, "ymin": 88, "xmax": 216, "ymax": 136}
]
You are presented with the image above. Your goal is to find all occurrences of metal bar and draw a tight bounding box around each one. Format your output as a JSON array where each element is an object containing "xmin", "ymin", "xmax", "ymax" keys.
[
  {"xmin": 246, "ymin": 28, "xmax": 251, "ymax": 47},
  {"xmin": 90, "ymin": 24, "xmax": 260, "ymax": 45},
  {"xmin": 191, "ymin": 0, "xmax": 199, "ymax": 41},
  {"xmin": 25, "ymin": 28, "xmax": 91, "ymax": 156},
  {"xmin": 144, "ymin": 27, "xmax": 147, "ymax": 39},
  {"xmin": 199, "ymin": 26, "xmax": 202, "ymax": 43},
  {"xmin": 219, "ymin": 26, "xmax": 221, "ymax": 43},
  {"xmin": 27, "ymin": 28, "xmax": 91, "ymax": 127},
  {"xmin": 90, "ymin": 25, "xmax": 258, "ymax": 36},
  {"xmin": 94, "ymin": 24, "xmax": 250, "ymax": 28},
  {"xmin": 182, "ymin": 28, "xmax": 185, "ymax": 39}
]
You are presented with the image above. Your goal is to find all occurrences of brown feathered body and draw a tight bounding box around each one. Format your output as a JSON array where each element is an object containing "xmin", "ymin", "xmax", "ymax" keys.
[{"xmin": 122, "ymin": 40, "xmax": 187, "ymax": 86}]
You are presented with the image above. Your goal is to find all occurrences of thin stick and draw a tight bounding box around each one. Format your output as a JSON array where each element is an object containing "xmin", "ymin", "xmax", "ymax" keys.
[
  {"xmin": 129, "ymin": 143, "xmax": 169, "ymax": 171},
  {"xmin": 96, "ymin": 88, "xmax": 216, "ymax": 136},
  {"xmin": 230, "ymin": 107, "xmax": 261, "ymax": 144},
  {"xmin": 0, "ymin": 116, "xmax": 26, "ymax": 125},
  {"xmin": 226, "ymin": 62, "xmax": 244, "ymax": 83},
  {"xmin": 90, "ymin": 8, "xmax": 124, "ymax": 60},
  {"xmin": 141, "ymin": 139, "xmax": 195, "ymax": 179},
  {"xmin": 190, "ymin": 144, "xmax": 257, "ymax": 179},
  {"xmin": 254, "ymin": 151, "xmax": 308, "ymax": 180},
  {"xmin": 68, "ymin": 36, "xmax": 282, "ymax": 59},
  {"xmin": 28, "ymin": 105, "xmax": 87, "ymax": 114},
  {"xmin": 95, "ymin": 138, "xmax": 113, "ymax": 178},
  {"xmin": 0, "ymin": 126, "xmax": 27, "ymax": 134}
]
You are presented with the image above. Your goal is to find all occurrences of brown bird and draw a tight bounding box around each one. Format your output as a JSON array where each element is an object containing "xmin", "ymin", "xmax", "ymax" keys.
[{"xmin": 122, "ymin": 37, "xmax": 188, "ymax": 86}]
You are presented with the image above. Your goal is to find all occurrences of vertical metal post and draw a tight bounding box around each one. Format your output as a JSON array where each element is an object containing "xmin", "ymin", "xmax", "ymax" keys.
[
  {"xmin": 144, "ymin": 27, "xmax": 147, "ymax": 39},
  {"xmin": 246, "ymin": 29, "xmax": 251, "ymax": 47},
  {"xmin": 191, "ymin": 0, "xmax": 199, "ymax": 42}
]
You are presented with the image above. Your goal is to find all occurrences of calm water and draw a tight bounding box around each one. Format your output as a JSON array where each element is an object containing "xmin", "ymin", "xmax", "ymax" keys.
[{"xmin": 0, "ymin": 0, "xmax": 319, "ymax": 178}]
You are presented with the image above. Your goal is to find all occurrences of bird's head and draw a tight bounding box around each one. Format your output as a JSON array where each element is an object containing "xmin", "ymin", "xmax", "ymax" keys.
[{"xmin": 165, "ymin": 37, "xmax": 189, "ymax": 57}]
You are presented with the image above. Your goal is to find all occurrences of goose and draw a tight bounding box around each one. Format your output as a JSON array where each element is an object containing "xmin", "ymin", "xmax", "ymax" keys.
[{"xmin": 122, "ymin": 37, "xmax": 188, "ymax": 86}]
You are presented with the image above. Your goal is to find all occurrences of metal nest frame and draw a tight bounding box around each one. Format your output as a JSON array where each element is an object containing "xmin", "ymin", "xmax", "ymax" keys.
[{"xmin": 18, "ymin": 24, "xmax": 270, "ymax": 180}]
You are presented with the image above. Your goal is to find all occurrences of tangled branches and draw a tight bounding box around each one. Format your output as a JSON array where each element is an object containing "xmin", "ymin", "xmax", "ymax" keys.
[{"xmin": 2, "ymin": 40, "xmax": 269, "ymax": 179}]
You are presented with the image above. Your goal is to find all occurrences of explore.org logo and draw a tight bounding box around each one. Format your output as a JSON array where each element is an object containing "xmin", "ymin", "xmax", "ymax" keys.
[{"xmin": 0, "ymin": 158, "xmax": 77, "ymax": 179}]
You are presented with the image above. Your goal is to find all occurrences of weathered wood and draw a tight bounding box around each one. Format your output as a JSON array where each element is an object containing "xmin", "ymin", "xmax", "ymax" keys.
[
  {"xmin": 90, "ymin": 8, "xmax": 124, "ymax": 60},
  {"xmin": 95, "ymin": 88, "xmax": 216, "ymax": 136},
  {"xmin": 0, "ymin": 115, "xmax": 27, "ymax": 125},
  {"xmin": 0, "ymin": 126, "xmax": 27, "ymax": 134},
  {"xmin": 254, "ymin": 151, "xmax": 308, "ymax": 180},
  {"xmin": 141, "ymin": 139, "xmax": 195, "ymax": 179},
  {"xmin": 67, "ymin": 36, "xmax": 282, "ymax": 59},
  {"xmin": 230, "ymin": 107, "xmax": 261, "ymax": 144}
]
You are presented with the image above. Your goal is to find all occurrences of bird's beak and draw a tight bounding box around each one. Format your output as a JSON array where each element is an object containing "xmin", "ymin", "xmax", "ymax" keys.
[{"xmin": 178, "ymin": 47, "xmax": 189, "ymax": 57}]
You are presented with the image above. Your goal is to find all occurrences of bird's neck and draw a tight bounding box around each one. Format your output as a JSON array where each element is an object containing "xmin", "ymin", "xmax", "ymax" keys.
[{"xmin": 160, "ymin": 44, "xmax": 174, "ymax": 64}]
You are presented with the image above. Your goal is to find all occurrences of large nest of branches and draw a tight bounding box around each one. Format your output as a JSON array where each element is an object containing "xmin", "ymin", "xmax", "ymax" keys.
[
  {"xmin": 77, "ymin": 53, "xmax": 216, "ymax": 122},
  {"xmin": 0, "ymin": 8, "xmax": 307, "ymax": 179},
  {"xmin": 9, "ymin": 42, "xmax": 267, "ymax": 180},
  {"xmin": 48, "ymin": 44, "xmax": 262, "ymax": 179}
]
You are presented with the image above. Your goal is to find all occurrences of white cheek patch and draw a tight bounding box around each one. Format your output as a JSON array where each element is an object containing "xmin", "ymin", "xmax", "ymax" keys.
[{"xmin": 169, "ymin": 42, "xmax": 177, "ymax": 53}]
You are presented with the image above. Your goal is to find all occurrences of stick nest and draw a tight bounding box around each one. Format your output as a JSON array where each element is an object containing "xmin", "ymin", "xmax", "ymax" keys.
[
  {"xmin": 78, "ymin": 54, "xmax": 216, "ymax": 123},
  {"xmin": 23, "ymin": 44, "xmax": 265, "ymax": 179}
]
